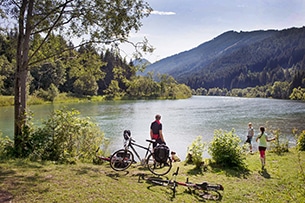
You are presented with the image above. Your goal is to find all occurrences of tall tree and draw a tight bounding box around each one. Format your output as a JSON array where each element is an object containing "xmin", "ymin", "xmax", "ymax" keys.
[{"xmin": 0, "ymin": 0, "xmax": 152, "ymax": 156}]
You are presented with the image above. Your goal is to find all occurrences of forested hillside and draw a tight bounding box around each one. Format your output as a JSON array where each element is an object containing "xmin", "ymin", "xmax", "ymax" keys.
[
  {"xmin": 0, "ymin": 32, "xmax": 191, "ymax": 101},
  {"xmin": 143, "ymin": 27, "xmax": 305, "ymax": 99}
]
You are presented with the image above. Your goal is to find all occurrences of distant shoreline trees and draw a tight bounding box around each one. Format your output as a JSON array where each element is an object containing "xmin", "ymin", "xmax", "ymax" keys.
[
  {"xmin": 0, "ymin": 32, "xmax": 192, "ymax": 102},
  {"xmin": 192, "ymin": 76, "xmax": 305, "ymax": 101}
]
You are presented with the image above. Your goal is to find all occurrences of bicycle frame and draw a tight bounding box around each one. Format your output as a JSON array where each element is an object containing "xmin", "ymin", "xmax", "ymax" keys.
[
  {"xmin": 145, "ymin": 167, "xmax": 224, "ymax": 200},
  {"xmin": 110, "ymin": 132, "xmax": 172, "ymax": 176},
  {"xmin": 125, "ymin": 138, "xmax": 154, "ymax": 163}
]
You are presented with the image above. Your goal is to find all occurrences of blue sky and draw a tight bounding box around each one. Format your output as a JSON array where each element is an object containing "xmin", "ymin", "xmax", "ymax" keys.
[{"xmin": 124, "ymin": 0, "xmax": 305, "ymax": 63}]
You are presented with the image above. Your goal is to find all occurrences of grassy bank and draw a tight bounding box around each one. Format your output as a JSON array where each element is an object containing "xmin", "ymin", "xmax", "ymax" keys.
[
  {"xmin": 0, "ymin": 94, "xmax": 106, "ymax": 107},
  {"xmin": 0, "ymin": 148, "xmax": 304, "ymax": 203}
]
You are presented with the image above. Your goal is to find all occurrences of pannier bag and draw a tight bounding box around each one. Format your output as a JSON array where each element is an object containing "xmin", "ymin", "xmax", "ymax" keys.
[{"xmin": 154, "ymin": 144, "xmax": 170, "ymax": 163}]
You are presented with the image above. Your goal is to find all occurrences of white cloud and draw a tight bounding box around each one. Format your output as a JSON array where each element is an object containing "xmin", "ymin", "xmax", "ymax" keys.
[{"xmin": 151, "ymin": 10, "xmax": 176, "ymax": 15}]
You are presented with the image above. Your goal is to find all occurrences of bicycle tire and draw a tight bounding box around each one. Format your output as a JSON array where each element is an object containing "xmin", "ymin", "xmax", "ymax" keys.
[
  {"xmin": 147, "ymin": 177, "xmax": 169, "ymax": 185},
  {"xmin": 110, "ymin": 149, "xmax": 134, "ymax": 171},
  {"xmin": 207, "ymin": 184, "xmax": 224, "ymax": 191},
  {"xmin": 146, "ymin": 153, "xmax": 172, "ymax": 176},
  {"xmin": 147, "ymin": 177, "xmax": 177, "ymax": 197},
  {"xmin": 199, "ymin": 190, "xmax": 222, "ymax": 201}
]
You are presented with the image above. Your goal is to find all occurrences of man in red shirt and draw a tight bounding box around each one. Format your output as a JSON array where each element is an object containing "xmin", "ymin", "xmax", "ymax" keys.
[{"xmin": 150, "ymin": 114, "xmax": 166, "ymax": 148}]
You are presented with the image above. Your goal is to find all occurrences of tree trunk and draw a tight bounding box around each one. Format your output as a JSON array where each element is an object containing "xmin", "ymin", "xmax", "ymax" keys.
[{"xmin": 14, "ymin": 0, "xmax": 34, "ymax": 157}]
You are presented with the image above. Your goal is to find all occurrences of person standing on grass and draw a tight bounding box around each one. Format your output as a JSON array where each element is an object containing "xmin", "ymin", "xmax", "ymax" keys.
[
  {"xmin": 256, "ymin": 126, "xmax": 276, "ymax": 170},
  {"xmin": 150, "ymin": 114, "xmax": 166, "ymax": 148},
  {"xmin": 245, "ymin": 122, "xmax": 254, "ymax": 153}
]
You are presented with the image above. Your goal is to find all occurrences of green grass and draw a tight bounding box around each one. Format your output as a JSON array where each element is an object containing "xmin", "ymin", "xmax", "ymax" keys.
[
  {"xmin": 0, "ymin": 94, "xmax": 107, "ymax": 106},
  {"xmin": 0, "ymin": 96, "xmax": 14, "ymax": 106},
  {"xmin": 0, "ymin": 148, "xmax": 304, "ymax": 203}
]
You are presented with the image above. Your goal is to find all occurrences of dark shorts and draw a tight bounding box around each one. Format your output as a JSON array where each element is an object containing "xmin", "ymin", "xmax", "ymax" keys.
[{"xmin": 245, "ymin": 136, "xmax": 252, "ymax": 144}]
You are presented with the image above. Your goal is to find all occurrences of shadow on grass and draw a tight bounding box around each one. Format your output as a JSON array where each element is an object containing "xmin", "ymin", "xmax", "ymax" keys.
[
  {"xmin": 258, "ymin": 168, "xmax": 271, "ymax": 179},
  {"xmin": 0, "ymin": 162, "xmax": 51, "ymax": 202},
  {"xmin": 1, "ymin": 159, "xmax": 45, "ymax": 169},
  {"xmin": 106, "ymin": 171, "xmax": 129, "ymax": 180},
  {"xmin": 209, "ymin": 162, "xmax": 251, "ymax": 178},
  {"xmin": 0, "ymin": 167, "xmax": 16, "ymax": 183},
  {"xmin": 186, "ymin": 162, "xmax": 251, "ymax": 178},
  {"xmin": 0, "ymin": 190, "xmax": 13, "ymax": 202}
]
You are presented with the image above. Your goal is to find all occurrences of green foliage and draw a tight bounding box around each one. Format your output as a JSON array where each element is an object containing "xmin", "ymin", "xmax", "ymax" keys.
[
  {"xmin": 296, "ymin": 130, "xmax": 305, "ymax": 151},
  {"xmin": 208, "ymin": 129, "xmax": 246, "ymax": 168},
  {"xmin": 0, "ymin": 132, "xmax": 14, "ymax": 160},
  {"xmin": 33, "ymin": 84, "xmax": 59, "ymax": 102},
  {"xmin": 186, "ymin": 136, "xmax": 206, "ymax": 169},
  {"xmin": 0, "ymin": 55, "xmax": 14, "ymax": 95},
  {"xmin": 73, "ymin": 75, "xmax": 99, "ymax": 96},
  {"xmin": 290, "ymin": 87, "xmax": 305, "ymax": 100},
  {"xmin": 269, "ymin": 129, "xmax": 289, "ymax": 155},
  {"xmin": 271, "ymin": 81, "xmax": 291, "ymax": 99},
  {"xmin": 28, "ymin": 108, "xmax": 107, "ymax": 163},
  {"xmin": 104, "ymin": 80, "xmax": 125, "ymax": 99},
  {"xmin": 126, "ymin": 75, "xmax": 160, "ymax": 98},
  {"xmin": 0, "ymin": 96, "xmax": 14, "ymax": 106},
  {"xmin": 125, "ymin": 73, "xmax": 192, "ymax": 99}
]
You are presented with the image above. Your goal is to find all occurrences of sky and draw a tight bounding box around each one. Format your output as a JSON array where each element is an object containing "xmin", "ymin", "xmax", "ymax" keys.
[{"xmin": 122, "ymin": 0, "xmax": 305, "ymax": 63}]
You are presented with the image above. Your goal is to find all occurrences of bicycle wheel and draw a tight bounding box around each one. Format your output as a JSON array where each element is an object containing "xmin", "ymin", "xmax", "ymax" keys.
[
  {"xmin": 147, "ymin": 177, "xmax": 170, "ymax": 186},
  {"xmin": 110, "ymin": 149, "xmax": 134, "ymax": 171},
  {"xmin": 146, "ymin": 177, "xmax": 177, "ymax": 197},
  {"xmin": 146, "ymin": 153, "xmax": 172, "ymax": 176},
  {"xmin": 199, "ymin": 191, "xmax": 222, "ymax": 201}
]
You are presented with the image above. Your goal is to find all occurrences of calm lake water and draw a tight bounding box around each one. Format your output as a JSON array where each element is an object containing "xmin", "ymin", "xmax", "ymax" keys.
[{"xmin": 1, "ymin": 96, "xmax": 305, "ymax": 160}]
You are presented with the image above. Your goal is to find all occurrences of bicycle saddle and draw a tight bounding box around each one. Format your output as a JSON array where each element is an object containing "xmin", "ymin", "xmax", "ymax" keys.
[{"xmin": 146, "ymin": 139, "xmax": 156, "ymax": 143}]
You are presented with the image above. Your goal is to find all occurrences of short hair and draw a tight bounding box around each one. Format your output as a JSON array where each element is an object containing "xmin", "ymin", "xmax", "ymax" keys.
[{"xmin": 155, "ymin": 114, "xmax": 161, "ymax": 120}]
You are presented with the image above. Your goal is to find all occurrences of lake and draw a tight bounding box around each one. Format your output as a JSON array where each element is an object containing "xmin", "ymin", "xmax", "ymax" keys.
[{"xmin": 1, "ymin": 96, "xmax": 305, "ymax": 160}]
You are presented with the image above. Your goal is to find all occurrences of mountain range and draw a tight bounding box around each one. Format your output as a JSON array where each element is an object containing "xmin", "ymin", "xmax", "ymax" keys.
[{"xmin": 140, "ymin": 27, "xmax": 305, "ymax": 90}]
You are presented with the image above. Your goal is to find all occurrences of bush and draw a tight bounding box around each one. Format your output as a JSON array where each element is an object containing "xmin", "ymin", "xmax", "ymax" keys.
[
  {"xmin": 208, "ymin": 129, "xmax": 245, "ymax": 168},
  {"xmin": 28, "ymin": 108, "xmax": 108, "ymax": 163},
  {"xmin": 297, "ymin": 130, "xmax": 305, "ymax": 151},
  {"xmin": 0, "ymin": 132, "xmax": 14, "ymax": 160},
  {"xmin": 186, "ymin": 136, "xmax": 206, "ymax": 169},
  {"xmin": 269, "ymin": 129, "xmax": 289, "ymax": 155},
  {"xmin": 33, "ymin": 84, "xmax": 59, "ymax": 102}
]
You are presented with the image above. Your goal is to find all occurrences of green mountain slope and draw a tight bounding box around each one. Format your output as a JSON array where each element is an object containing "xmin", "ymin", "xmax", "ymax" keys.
[{"xmin": 143, "ymin": 27, "xmax": 305, "ymax": 90}]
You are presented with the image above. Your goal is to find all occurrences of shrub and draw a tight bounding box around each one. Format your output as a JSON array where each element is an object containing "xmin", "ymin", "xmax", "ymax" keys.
[
  {"xmin": 32, "ymin": 84, "xmax": 59, "ymax": 102},
  {"xmin": 28, "ymin": 108, "xmax": 108, "ymax": 163},
  {"xmin": 297, "ymin": 130, "xmax": 305, "ymax": 151},
  {"xmin": 186, "ymin": 136, "xmax": 206, "ymax": 169},
  {"xmin": 208, "ymin": 129, "xmax": 245, "ymax": 168},
  {"xmin": 269, "ymin": 129, "xmax": 289, "ymax": 155},
  {"xmin": 0, "ymin": 132, "xmax": 14, "ymax": 160}
]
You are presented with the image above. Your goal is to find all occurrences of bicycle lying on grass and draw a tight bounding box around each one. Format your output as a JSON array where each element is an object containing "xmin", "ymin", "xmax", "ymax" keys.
[
  {"xmin": 97, "ymin": 130, "xmax": 172, "ymax": 176},
  {"xmin": 140, "ymin": 167, "xmax": 224, "ymax": 200}
]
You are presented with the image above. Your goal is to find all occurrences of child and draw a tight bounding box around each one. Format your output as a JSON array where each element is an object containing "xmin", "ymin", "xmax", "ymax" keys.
[
  {"xmin": 245, "ymin": 122, "xmax": 254, "ymax": 153},
  {"xmin": 256, "ymin": 126, "xmax": 276, "ymax": 170}
]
